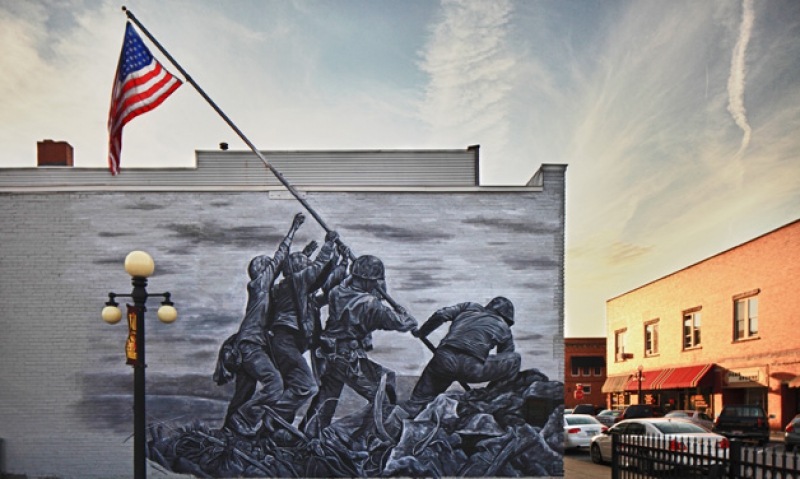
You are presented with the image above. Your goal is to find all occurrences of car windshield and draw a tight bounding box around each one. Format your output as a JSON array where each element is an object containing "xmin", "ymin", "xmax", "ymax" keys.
[
  {"xmin": 653, "ymin": 422, "xmax": 707, "ymax": 434},
  {"xmin": 599, "ymin": 410, "xmax": 619, "ymax": 416},
  {"xmin": 721, "ymin": 406, "xmax": 764, "ymax": 418},
  {"xmin": 566, "ymin": 416, "xmax": 599, "ymax": 425},
  {"xmin": 665, "ymin": 412, "xmax": 689, "ymax": 418}
]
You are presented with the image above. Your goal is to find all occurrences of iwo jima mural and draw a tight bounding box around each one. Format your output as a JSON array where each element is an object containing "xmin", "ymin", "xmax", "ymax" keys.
[
  {"xmin": 89, "ymin": 10, "xmax": 565, "ymax": 478},
  {"xmin": 139, "ymin": 211, "xmax": 564, "ymax": 478}
]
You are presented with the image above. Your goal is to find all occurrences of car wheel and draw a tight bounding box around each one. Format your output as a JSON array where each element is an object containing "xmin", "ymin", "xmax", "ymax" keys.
[{"xmin": 590, "ymin": 444, "xmax": 604, "ymax": 464}]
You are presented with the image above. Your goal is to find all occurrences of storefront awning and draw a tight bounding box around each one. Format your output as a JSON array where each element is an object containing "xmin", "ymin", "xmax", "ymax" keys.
[
  {"xmin": 789, "ymin": 376, "xmax": 800, "ymax": 388},
  {"xmin": 602, "ymin": 375, "xmax": 629, "ymax": 393},
  {"xmin": 658, "ymin": 364, "xmax": 714, "ymax": 390},
  {"xmin": 625, "ymin": 369, "xmax": 672, "ymax": 392}
]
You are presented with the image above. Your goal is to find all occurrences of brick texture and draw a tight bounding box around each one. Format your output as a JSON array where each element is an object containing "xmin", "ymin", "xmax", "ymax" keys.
[{"xmin": 0, "ymin": 168, "xmax": 566, "ymax": 478}]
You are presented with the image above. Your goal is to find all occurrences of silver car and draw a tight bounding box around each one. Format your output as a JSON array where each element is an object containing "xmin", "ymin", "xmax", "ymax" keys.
[
  {"xmin": 664, "ymin": 410, "xmax": 714, "ymax": 430},
  {"xmin": 785, "ymin": 414, "xmax": 800, "ymax": 452},
  {"xmin": 564, "ymin": 414, "xmax": 606, "ymax": 450},
  {"xmin": 596, "ymin": 409, "xmax": 621, "ymax": 426}
]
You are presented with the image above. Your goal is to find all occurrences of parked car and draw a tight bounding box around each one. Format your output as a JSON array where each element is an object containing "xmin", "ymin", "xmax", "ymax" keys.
[
  {"xmin": 712, "ymin": 405, "xmax": 771, "ymax": 446},
  {"xmin": 563, "ymin": 414, "xmax": 606, "ymax": 450},
  {"xmin": 596, "ymin": 409, "xmax": 622, "ymax": 426},
  {"xmin": 664, "ymin": 410, "xmax": 714, "ymax": 430},
  {"xmin": 590, "ymin": 418, "xmax": 729, "ymax": 473},
  {"xmin": 615, "ymin": 404, "xmax": 661, "ymax": 422},
  {"xmin": 572, "ymin": 404, "xmax": 599, "ymax": 416},
  {"xmin": 784, "ymin": 414, "xmax": 800, "ymax": 452}
]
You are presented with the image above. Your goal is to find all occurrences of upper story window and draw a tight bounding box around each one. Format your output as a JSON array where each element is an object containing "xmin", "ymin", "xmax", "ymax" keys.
[
  {"xmin": 734, "ymin": 292, "xmax": 759, "ymax": 341},
  {"xmin": 571, "ymin": 365, "xmax": 580, "ymax": 377},
  {"xmin": 645, "ymin": 319, "xmax": 659, "ymax": 356},
  {"xmin": 615, "ymin": 329, "xmax": 627, "ymax": 362},
  {"xmin": 683, "ymin": 308, "xmax": 702, "ymax": 350}
]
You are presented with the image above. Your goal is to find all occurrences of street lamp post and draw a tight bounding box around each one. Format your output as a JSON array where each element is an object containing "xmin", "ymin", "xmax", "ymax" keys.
[
  {"xmin": 101, "ymin": 251, "xmax": 177, "ymax": 479},
  {"xmin": 636, "ymin": 365, "xmax": 645, "ymax": 405}
]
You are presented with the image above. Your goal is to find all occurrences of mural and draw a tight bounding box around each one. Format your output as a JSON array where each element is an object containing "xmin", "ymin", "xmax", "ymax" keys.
[{"xmin": 78, "ymin": 190, "xmax": 564, "ymax": 478}]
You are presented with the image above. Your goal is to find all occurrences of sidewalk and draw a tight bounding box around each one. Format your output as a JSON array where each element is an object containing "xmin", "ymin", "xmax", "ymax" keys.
[{"xmin": 563, "ymin": 457, "xmax": 609, "ymax": 479}]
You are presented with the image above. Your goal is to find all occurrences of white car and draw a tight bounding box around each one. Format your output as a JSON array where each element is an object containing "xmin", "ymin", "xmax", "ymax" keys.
[
  {"xmin": 564, "ymin": 414, "xmax": 606, "ymax": 450},
  {"xmin": 590, "ymin": 418, "xmax": 729, "ymax": 473}
]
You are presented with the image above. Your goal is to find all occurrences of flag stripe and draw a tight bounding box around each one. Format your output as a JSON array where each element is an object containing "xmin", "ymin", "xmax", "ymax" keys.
[{"xmin": 107, "ymin": 22, "xmax": 181, "ymax": 175}]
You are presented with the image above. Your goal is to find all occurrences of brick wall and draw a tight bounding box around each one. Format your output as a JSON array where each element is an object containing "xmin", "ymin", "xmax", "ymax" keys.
[
  {"xmin": 606, "ymin": 219, "xmax": 800, "ymax": 428},
  {"xmin": 564, "ymin": 337, "xmax": 607, "ymax": 409},
  {"xmin": 0, "ymin": 173, "xmax": 566, "ymax": 477}
]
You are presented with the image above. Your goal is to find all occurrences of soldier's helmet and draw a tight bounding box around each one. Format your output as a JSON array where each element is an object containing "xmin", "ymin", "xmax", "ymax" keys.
[
  {"xmin": 248, "ymin": 255, "xmax": 270, "ymax": 279},
  {"xmin": 351, "ymin": 255, "xmax": 385, "ymax": 281},
  {"xmin": 282, "ymin": 252, "xmax": 310, "ymax": 278},
  {"xmin": 486, "ymin": 296, "xmax": 515, "ymax": 325}
]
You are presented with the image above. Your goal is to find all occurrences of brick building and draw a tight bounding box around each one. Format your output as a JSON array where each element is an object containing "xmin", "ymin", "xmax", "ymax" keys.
[
  {"xmin": 0, "ymin": 148, "xmax": 567, "ymax": 478},
  {"xmin": 564, "ymin": 337, "xmax": 607, "ymax": 410},
  {"xmin": 603, "ymin": 219, "xmax": 800, "ymax": 431}
]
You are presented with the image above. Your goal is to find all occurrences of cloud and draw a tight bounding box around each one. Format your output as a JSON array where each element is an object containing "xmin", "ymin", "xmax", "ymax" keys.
[
  {"xmin": 418, "ymin": 0, "xmax": 515, "ymax": 150},
  {"xmin": 727, "ymin": 0, "xmax": 755, "ymax": 156}
]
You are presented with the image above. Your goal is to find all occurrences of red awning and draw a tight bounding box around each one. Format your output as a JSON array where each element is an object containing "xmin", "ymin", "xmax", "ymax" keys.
[
  {"xmin": 625, "ymin": 368, "xmax": 673, "ymax": 392},
  {"xmin": 658, "ymin": 364, "xmax": 714, "ymax": 390},
  {"xmin": 789, "ymin": 376, "xmax": 800, "ymax": 388},
  {"xmin": 601, "ymin": 375, "xmax": 630, "ymax": 393}
]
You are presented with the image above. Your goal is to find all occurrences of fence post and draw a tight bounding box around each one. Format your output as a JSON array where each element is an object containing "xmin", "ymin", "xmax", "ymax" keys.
[
  {"xmin": 729, "ymin": 439, "xmax": 742, "ymax": 479},
  {"xmin": 611, "ymin": 433, "xmax": 619, "ymax": 479}
]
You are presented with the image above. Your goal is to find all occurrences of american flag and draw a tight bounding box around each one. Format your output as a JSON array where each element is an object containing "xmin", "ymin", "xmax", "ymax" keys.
[{"xmin": 107, "ymin": 22, "xmax": 182, "ymax": 175}]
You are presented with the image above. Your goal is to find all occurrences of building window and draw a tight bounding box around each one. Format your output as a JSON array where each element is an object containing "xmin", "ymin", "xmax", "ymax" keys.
[
  {"xmin": 571, "ymin": 365, "xmax": 580, "ymax": 376},
  {"xmin": 615, "ymin": 329, "xmax": 627, "ymax": 361},
  {"xmin": 683, "ymin": 309, "xmax": 701, "ymax": 350},
  {"xmin": 645, "ymin": 320, "xmax": 659, "ymax": 356},
  {"xmin": 593, "ymin": 366, "xmax": 602, "ymax": 376},
  {"xmin": 582, "ymin": 385, "xmax": 592, "ymax": 394},
  {"xmin": 734, "ymin": 295, "xmax": 758, "ymax": 341}
]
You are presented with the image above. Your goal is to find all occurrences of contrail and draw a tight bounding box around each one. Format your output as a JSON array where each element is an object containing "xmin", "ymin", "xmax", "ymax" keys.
[{"xmin": 727, "ymin": 0, "xmax": 755, "ymax": 156}]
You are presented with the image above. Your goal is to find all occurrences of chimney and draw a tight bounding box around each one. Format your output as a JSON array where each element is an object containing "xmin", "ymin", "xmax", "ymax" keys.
[{"xmin": 37, "ymin": 140, "xmax": 74, "ymax": 167}]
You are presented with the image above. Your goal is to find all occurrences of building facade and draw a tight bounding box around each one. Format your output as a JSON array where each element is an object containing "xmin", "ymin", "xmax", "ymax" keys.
[
  {"xmin": 603, "ymin": 219, "xmax": 800, "ymax": 431},
  {"xmin": 564, "ymin": 337, "xmax": 607, "ymax": 410},
  {"xmin": 0, "ymin": 148, "xmax": 567, "ymax": 478}
]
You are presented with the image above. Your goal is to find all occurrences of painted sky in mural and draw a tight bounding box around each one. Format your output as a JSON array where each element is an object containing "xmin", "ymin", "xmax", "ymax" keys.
[{"xmin": 3, "ymin": 0, "xmax": 800, "ymax": 337}]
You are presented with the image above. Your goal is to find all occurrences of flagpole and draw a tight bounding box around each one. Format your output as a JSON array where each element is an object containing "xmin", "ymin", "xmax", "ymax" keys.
[
  {"xmin": 119, "ymin": 8, "xmax": 430, "ymax": 325},
  {"xmin": 122, "ymin": 7, "xmax": 332, "ymax": 234}
]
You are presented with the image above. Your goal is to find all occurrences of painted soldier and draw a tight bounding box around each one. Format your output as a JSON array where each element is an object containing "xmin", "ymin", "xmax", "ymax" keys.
[
  {"xmin": 265, "ymin": 229, "xmax": 341, "ymax": 423},
  {"xmin": 218, "ymin": 213, "xmax": 304, "ymax": 437},
  {"xmin": 300, "ymin": 255, "xmax": 417, "ymax": 437},
  {"xmin": 404, "ymin": 297, "xmax": 521, "ymax": 415}
]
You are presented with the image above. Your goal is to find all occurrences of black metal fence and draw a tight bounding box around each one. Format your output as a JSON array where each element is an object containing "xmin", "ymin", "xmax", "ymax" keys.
[{"xmin": 611, "ymin": 435, "xmax": 800, "ymax": 478}]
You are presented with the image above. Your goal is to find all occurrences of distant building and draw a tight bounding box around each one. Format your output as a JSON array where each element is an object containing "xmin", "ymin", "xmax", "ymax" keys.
[
  {"xmin": 564, "ymin": 337, "xmax": 606, "ymax": 410},
  {"xmin": 603, "ymin": 219, "xmax": 800, "ymax": 431}
]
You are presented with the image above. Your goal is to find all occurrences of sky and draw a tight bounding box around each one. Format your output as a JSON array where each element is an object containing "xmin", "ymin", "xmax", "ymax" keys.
[{"xmin": 2, "ymin": 0, "xmax": 800, "ymax": 338}]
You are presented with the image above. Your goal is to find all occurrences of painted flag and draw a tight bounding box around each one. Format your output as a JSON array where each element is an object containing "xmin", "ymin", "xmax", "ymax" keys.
[{"xmin": 107, "ymin": 22, "xmax": 182, "ymax": 175}]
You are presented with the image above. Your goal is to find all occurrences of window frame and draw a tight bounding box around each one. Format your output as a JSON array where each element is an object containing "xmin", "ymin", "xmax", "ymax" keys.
[
  {"xmin": 644, "ymin": 319, "xmax": 659, "ymax": 357},
  {"xmin": 615, "ymin": 328, "xmax": 628, "ymax": 362},
  {"xmin": 683, "ymin": 307, "xmax": 702, "ymax": 350},
  {"xmin": 733, "ymin": 290, "xmax": 759, "ymax": 341}
]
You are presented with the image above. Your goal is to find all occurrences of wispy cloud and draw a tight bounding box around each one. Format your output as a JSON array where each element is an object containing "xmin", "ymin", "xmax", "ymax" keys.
[
  {"xmin": 418, "ymin": 0, "xmax": 515, "ymax": 150},
  {"xmin": 727, "ymin": 0, "xmax": 755, "ymax": 156}
]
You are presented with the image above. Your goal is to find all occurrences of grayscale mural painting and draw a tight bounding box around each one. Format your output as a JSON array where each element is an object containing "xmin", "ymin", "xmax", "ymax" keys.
[{"xmin": 78, "ymin": 189, "xmax": 565, "ymax": 478}]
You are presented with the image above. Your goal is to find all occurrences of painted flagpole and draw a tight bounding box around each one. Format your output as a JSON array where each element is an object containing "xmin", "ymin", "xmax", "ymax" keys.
[{"xmin": 118, "ymin": 8, "xmax": 463, "ymax": 378}]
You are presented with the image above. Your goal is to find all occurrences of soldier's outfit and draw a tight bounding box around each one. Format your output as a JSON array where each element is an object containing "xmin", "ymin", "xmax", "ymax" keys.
[
  {"xmin": 300, "ymin": 256, "xmax": 416, "ymax": 437},
  {"xmin": 405, "ymin": 298, "xmax": 521, "ymax": 414},
  {"xmin": 267, "ymin": 235, "xmax": 340, "ymax": 423},
  {"xmin": 217, "ymin": 230, "xmax": 296, "ymax": 436}
]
